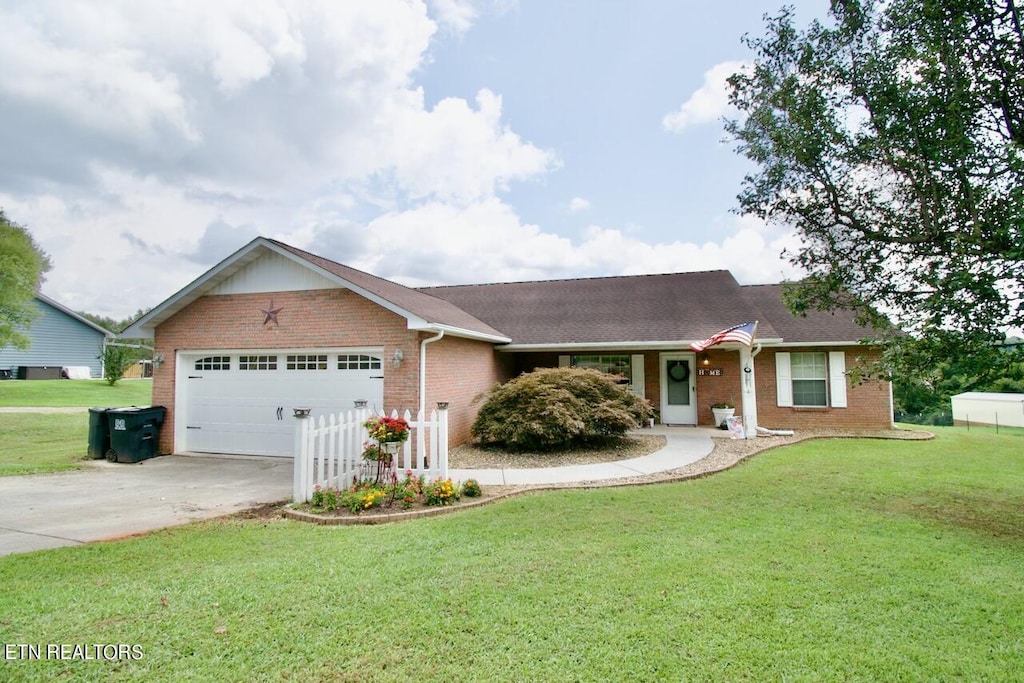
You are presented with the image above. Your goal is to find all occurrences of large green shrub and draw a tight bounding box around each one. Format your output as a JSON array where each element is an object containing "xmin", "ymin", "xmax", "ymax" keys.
[{"xmin": 472, "ymin": 367, "xmax": 652, "ymax": 452}]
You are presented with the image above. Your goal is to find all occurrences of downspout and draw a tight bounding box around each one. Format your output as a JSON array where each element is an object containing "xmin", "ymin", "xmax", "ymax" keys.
[{"xmin": 419, "ymin": 329, "xmax": 444, "ymax": 417}]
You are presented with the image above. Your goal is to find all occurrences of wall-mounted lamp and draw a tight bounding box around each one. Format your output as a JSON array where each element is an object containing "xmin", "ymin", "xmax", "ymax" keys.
[
  {"xmin": 701, "ymin": 354, "xmax": 710, "ymax": 366},
  {"xmin": 153, "ymin": 353, "xmax": 165, "ymax": 369},
  {"xmin": 354, "ymin": 399, "xmax": 368, "ymax": 409},
  {"xmin": 392, "ymin": 349, "xmax": 404, "ymax": 367}
]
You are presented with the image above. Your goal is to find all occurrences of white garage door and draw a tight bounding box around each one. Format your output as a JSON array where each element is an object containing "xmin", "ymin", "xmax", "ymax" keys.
[{"xmin": 183, "ymin": 351, "xmax": 384, "ymax": 456}]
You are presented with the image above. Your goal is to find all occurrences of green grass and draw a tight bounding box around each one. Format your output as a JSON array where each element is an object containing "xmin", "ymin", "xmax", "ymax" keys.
[
  {"xmin": 0, "ymin": 380, "xmax": 152, "ymax": 475},
  {"xmin": 0, "ymin": 379, "xmax": 152, "ymax": 407},
  {"xmin": 1, "ymin": 427, "xmax": 1022, "ymax": 681},
  {"xmin": 0, "ymin": 413, "xmax": 93, "ymax": 476}
]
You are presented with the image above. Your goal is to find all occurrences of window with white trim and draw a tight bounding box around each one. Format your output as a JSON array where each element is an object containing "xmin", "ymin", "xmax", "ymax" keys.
[
  {"xmin": 791, "ymin": 352, "xmax": 827, "ymax": 406},
  {"xmin": 571, "ymin": 355, "xmax": 632, "ymax": 382},
  {"xmin": 775, "ymin": 351, "xmax": 848, "ymax": 408},
  {"xmin": 239, "ymin": 355, "xmax": 278, "ymax": 370},
  {"xmin": 286, "ymin": 354, "xmax": 328, "ymax": 370},
  {"xmin": 338, "ymin": 354, "xmax": 381, "ymax": 370},
  {"xmin": 195, "ymin": 356, "xmax": 230, "ymax": 371}
]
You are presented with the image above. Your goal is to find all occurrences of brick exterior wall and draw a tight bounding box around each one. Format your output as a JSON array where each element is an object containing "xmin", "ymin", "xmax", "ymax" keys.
[
  {"xmin": 153, "ymin": 289, "xmax": 420, "ymax": 454},
  {"xmin": 424, "ymin": 334, "xmax": 512, "ymax": 445},
  {"xmin": 506, "ymin": 347, "xmax": 893, "ymax": 431},
  {"xmin": 752, "ymin": 347, "xmax": 892, "ymax": 430}
]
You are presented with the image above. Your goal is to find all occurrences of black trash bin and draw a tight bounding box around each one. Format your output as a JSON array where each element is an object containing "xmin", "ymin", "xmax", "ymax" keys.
[
  {"xmin": 87, "ymin": 407, "xmax": 114, "ymax": 459},
  {"xmin": 106, "ymin": 406, "xmax": 167, "ymax": 464}
]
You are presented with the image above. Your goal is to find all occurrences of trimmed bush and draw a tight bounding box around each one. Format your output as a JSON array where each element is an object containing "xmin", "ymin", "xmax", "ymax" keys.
[{"xmin": 472, "ymin": 367, "xmax": 652, "ymax": 452}]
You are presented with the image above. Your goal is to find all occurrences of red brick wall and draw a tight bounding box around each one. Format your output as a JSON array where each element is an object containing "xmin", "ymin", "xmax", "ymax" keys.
[
  {"xmin": 753, "ymin": 347, "xmax": 892, "ymax": 430},
  {"xmin": 153, "ymin": 289, "xmax": 418, "ymax": 453},
  {"xmin": 424, "ymin": 334, "xmax": 508, "ymax": 445},
  {"xmin": 497, "ymin": 347, "xmax": 892, "ymax": 430}
]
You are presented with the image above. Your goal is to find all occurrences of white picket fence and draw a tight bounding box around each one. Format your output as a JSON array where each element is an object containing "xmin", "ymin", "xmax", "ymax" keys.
[{"xmin": 292, "ymin": 406, "xmax": 449, "ymax": 503}]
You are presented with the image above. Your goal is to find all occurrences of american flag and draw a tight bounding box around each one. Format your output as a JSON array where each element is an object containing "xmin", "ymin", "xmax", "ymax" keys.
[{"xmin": 689, "ymin": 321, "xmax": 757, "ymax": 352}]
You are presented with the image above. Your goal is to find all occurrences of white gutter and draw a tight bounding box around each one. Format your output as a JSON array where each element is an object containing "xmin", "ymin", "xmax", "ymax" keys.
[{"xmin": 419, "ymin": 329, "xmax": 444, "ymax": 416}]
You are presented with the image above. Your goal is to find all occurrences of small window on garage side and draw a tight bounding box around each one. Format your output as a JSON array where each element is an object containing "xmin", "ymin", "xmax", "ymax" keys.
[
  {"xmin": 195, "ymin": 356, "xmax": 231, "ymax": 371},
  {"xmin": 239, "ymin": 355, "xmax": 278, "ymax": 370},
  {"xmin": 286, "ymin": 354, "xmax": 328, "ymax": 370},
  {"xmin": 791, "ymin": 352, "xmax": 828, "ymax": 406},
  {"xmin": 338, "ymin": 354, "xmax": 381, "ymax": 370}
]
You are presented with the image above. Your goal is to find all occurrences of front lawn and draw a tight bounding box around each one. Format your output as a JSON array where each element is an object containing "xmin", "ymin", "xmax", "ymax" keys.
[
  {"xmin": 0, "ymin": 379, "xmax": 152, "ymax": 407},
  {"xmin": 1, "ymin": 428, "xmax": 1021, "ymax": 680},
  {"xmin": 0, "ymin": 413, "xmax": 92, "ymax": 476}
]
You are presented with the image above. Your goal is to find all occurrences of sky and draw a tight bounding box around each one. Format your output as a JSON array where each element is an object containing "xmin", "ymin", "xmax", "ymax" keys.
[{"xmin": 0, "ymin": 0, "xmax": 831, "ymax": 321}]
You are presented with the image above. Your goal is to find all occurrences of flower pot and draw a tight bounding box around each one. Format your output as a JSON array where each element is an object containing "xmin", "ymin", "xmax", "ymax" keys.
[{"xmin": 711, "ymin": 407, "xmax": 735, "ymax": 427}]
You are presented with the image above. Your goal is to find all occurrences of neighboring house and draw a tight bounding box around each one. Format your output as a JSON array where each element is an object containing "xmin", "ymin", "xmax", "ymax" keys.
[
  {"xmin": 122, "ymin": 237, "xmax": 893, "ymax": 458},
  {"xmin": 0, "ymin": 293, "xmax": 112, "ymax": 379}
]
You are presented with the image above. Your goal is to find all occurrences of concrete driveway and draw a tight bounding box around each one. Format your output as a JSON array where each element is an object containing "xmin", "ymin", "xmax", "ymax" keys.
[{"xmin": 0, "ymin": 455, "xmax": 292, "ymax": 557}]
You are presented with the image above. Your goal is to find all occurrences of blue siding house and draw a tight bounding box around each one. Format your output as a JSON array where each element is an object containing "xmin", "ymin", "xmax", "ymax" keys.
[{"xmin": 0, "ymin": 294, "xmax": 112, "ymax": 379}]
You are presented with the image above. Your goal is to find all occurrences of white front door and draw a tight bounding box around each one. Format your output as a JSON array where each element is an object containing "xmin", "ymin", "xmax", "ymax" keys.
[{"xmin": 660, "ymin": 352, "xmax": 696, "ymax": 425}]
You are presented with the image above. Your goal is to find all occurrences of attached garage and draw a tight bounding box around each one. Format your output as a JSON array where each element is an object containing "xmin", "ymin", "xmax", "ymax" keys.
[{"xmin": 177, "ymin": 349, "xmax": 384, "ymax": 456}]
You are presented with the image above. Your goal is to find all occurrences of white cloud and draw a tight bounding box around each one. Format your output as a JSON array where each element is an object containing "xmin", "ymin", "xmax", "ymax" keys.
[
  {"xmin": 568, "ymin": 197, "xmax": 591, "ymax": 213},
  {"xmin": 0, "ymin": 2, "xmax": 801, "ymax": 322},
  {"xmin": 429, "ymin": 0, "xmax": 479, "ymax": 34},
  {"xmin": 663, "ymin": 60, "xmax": 750, "ymax": 133},
  {"xmin": 303, "ymin": 201, "xmax": 802, "ymax": 291}
]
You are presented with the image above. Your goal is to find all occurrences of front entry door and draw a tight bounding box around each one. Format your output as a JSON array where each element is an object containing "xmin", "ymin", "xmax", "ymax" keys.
[{"xmin": 660, "ymin": 353, "xmax": 696, "ymax": 425}]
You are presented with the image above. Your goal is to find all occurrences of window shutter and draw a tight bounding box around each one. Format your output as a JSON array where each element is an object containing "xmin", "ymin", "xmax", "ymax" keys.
[
  {"xmin": 829, "ymin": 351, "xmax": 848, "ymax": 408},
  {"xmin": 776, "ymin": 352, "xmax": 793, "ymax": 407},
  {"xmin": 630, "ymin": 354, "xmax": 645, "ymax": 397},
  {"xmin": 558, "ymin": 355, "xmax": 571, "ymax": 368}
]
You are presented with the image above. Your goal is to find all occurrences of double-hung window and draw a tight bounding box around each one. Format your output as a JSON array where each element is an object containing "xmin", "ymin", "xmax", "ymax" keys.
[{"xmin": 775, "ymin": 351, "xmax": 847, "ymax": 408}]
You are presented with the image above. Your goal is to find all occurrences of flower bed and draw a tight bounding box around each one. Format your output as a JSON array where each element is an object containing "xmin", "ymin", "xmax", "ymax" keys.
[{"xmin": 291, "ymin": 471, "xmax": 482, "ymax": 521}]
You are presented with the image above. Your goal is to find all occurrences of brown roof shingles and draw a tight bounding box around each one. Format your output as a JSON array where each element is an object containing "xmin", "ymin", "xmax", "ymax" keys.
[
  {"xmin": 421, "ymin": 271, "xmax": 787, "ymax": 346},
  {"xmin": 270, "ymin": 240, "xmax": 508, "ymax": 340}
]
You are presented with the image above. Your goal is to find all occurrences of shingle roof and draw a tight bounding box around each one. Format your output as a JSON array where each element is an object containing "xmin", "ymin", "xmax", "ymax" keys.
[
  {"xmin": 421, "ymin": 271, "xmax": 789, "ymax": 346},
  {"xmin": 740, "ymin": 283, "xmax": 873, "ymax": 344},
  {"xmin": 267, "ymin": 240, "xmax": 508, "ymax": 340}
]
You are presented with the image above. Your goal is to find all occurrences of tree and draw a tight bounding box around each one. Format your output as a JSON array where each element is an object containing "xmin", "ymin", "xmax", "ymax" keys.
[
  {"xmin": 0, "ymin": 210, "xmax": 51, "ymax": 349},
  {"xmin": 101, "ymin": 343, "xmax": 136, "ymax": 386},
  {"xmin": 726, "ymin": 0, "xmax": 1023, "ymax": 379}
]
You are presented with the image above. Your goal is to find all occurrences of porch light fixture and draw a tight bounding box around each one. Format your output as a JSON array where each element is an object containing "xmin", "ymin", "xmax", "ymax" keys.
[
  {"xmin": 701, "ymin": 354, "xmax": 710, "ymax": 366},
  {"xmin": 392, "ymin": 349, "xmax": 404, "ymax": 367},
  {"xmin": 153, "ymin": 353, "xmax": 165, "ymax": 369}
]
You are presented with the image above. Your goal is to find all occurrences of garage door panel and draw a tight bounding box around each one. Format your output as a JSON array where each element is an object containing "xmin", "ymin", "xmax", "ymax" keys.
[{"xmin": 183, "ymin": 351, "xmax": 383, "ymax": 457}]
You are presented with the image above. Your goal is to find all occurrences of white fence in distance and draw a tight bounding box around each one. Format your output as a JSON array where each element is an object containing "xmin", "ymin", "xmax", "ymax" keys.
[{"xmin": 292, "ymin": 406, "xmax": 449, "ymax": 503}]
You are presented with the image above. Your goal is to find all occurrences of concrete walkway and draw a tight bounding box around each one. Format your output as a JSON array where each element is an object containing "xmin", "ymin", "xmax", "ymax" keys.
[{"xmin": 450, "ymin": 426, "xmax": 715, "ymax": 486}]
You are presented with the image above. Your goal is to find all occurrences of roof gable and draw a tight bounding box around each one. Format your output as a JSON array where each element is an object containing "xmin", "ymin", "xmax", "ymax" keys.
[
  {"xmin": 121, "ymin": 238, "xmax": 508, "ymax": 342},
  {"xmin": 36, "ymin": 293, "xmax": 112, "ymax": 337}
]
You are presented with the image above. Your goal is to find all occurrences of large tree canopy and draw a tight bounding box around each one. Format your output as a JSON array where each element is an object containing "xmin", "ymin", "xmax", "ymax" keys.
[
  {"xmin": 727, "ymin": 0, "xmax": 1023, "ymax": 378},
  {"xmin": 0, "ymin": 210, "xmax": 51, "ymax": 350}
]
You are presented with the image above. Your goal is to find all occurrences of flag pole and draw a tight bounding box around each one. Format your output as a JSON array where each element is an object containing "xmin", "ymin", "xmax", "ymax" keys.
[{"xmin": 739, "ymin": 321, "xmax": 759, "ymax": 439}]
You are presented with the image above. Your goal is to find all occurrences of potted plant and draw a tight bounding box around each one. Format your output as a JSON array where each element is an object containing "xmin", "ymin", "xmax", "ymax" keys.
[
  {"xmin": 710, "ymin": 402, "xmax": 735, "ymax": 428},
  {"xmin": 363, "ymin": 415, "xmax": 410, "ymax": 482}
]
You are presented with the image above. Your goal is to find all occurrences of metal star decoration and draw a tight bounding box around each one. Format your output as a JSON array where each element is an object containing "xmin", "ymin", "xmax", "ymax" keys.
[{"xmin": 260, "ymin": 300, "xmax": 283, "ymax": 325}]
